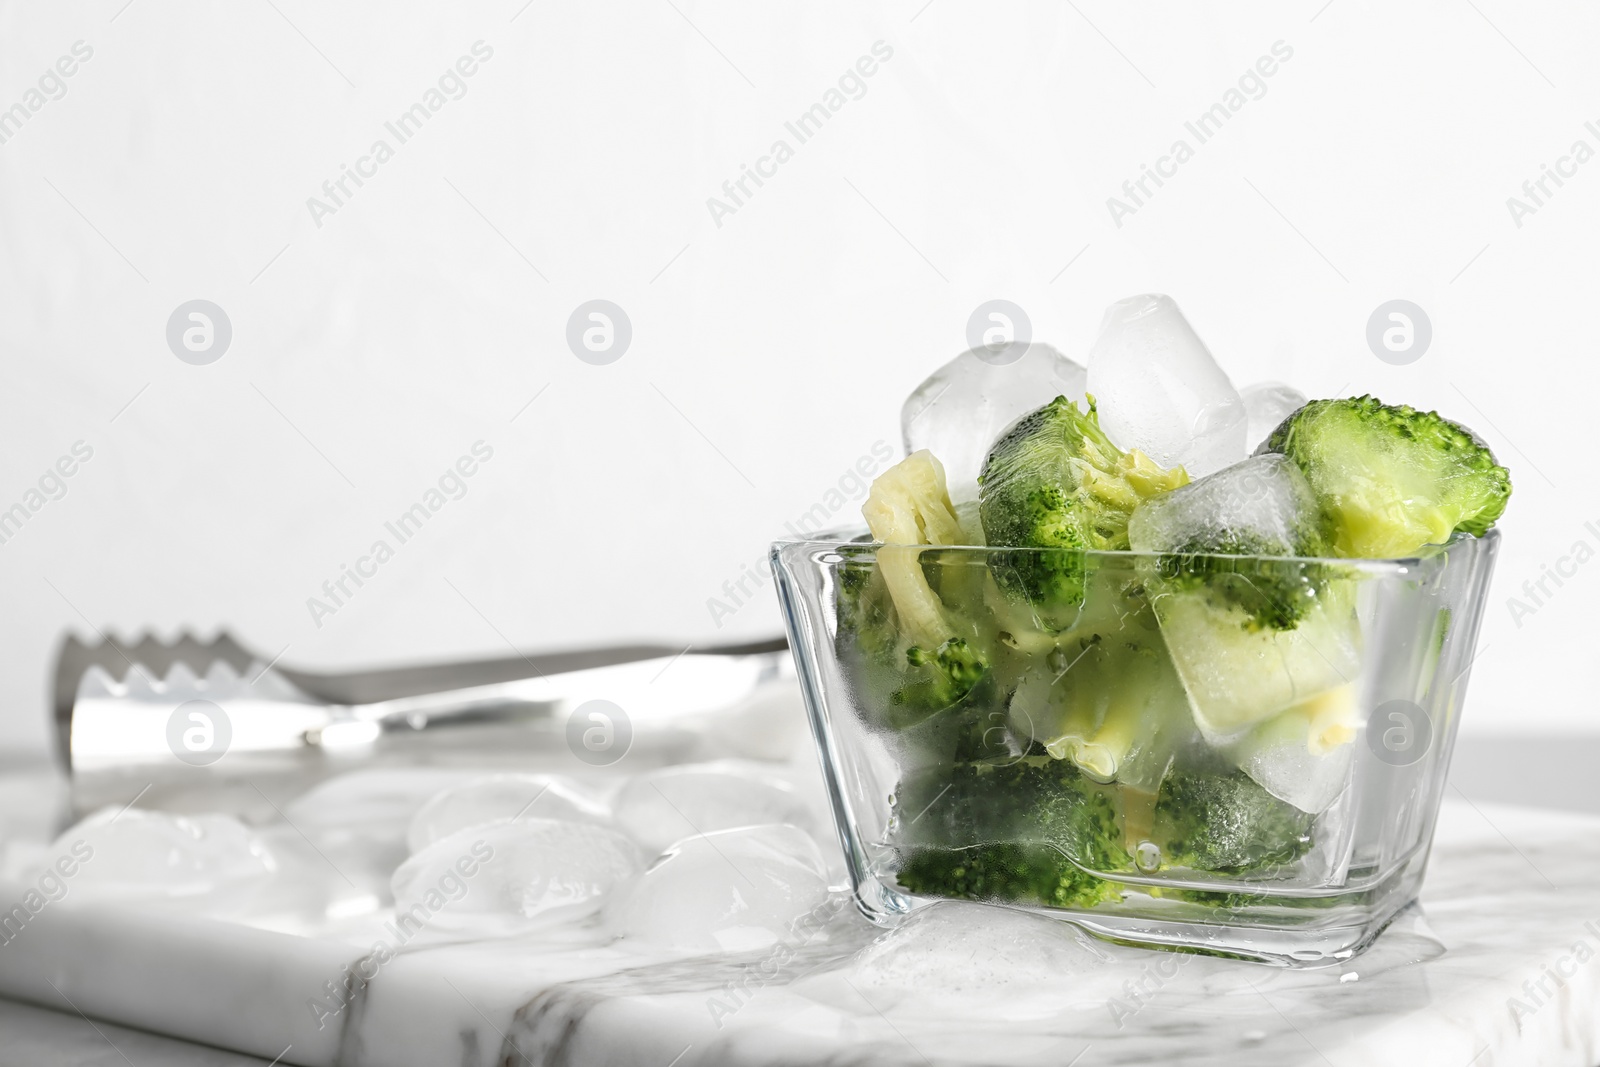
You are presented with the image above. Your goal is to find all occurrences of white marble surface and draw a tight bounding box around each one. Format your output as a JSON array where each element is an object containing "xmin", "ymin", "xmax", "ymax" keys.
[{"xmin": 1, "ymin": 756, "xmax": 1599, "ymax": 1067}]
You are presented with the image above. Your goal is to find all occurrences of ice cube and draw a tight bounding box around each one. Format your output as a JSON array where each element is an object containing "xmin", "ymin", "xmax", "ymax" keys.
[
  {"xmin": 603, "ymin": 824, "xmax": 830, "ymax": 951},
  {"xmin": 406, "ymin": 774, "xmax": 610, "ymax": 854},
  {"xmin": 832, "ymin": 908, "xmax": 1132, "ymax": 1023},
  {"xmin": 611, "ymin": 762, "xmax": 813, "ymax": 854},
  {"xmin": 390, "ymin": 818, "xmax": 640, "ymax": 937},
  {"xmin": 1240, "ymin": 381, "xmax": 1308, "ymax": 451},
  {"xmin": 1085, "ymin": 294, "xmax": 1246, "ymax": 478},
  {"xmin": 1225, "ymin": 684, "xmax": 1358, "ymax": 813},
  {"xmin": 1130, "ymin": 456, "xmax": 1361, "ymax": 740},
  {"xmin": 853, "ymin": 900, "xmax": 1109, "ymax": 987},
  {"xmin": 285, "ymin": 769, "xmax": 485, "ymax": 836},
  {"xmin": 1128, "ymin": 453, "xmax": 1323, "ymax": 558},
  {"xmin": 54, "ymin": 808, "xmax": 276, "ymax": 899},
  {"xmin": 902, "ymin": 343, "xmax": 1088, "ymax": 505}
]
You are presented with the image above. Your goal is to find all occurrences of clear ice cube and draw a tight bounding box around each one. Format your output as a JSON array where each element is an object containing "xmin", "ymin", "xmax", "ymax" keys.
[
  {"xmin": 390, "ymin": 818, "xmax": 641, "ymax": 936},
  {"xmin": 1127, "ymin": 453, "xmax": 1322, "ymax": 558},
  {"xmin": 1085, "ymin": 294, "xmax": 1246, "ymax": 478},
  {"xmin": 1225, "ymin": 684, "xmax": 1358, "ymax": 813},
  {"xmin": 406, "ymin": 774, "xmax": 610, "ymax": 854},
  {"xmin": 54, "ymin": 808, "xmax": 277, "ymax": 900},
  {"xmin": 603, "ymin": 824, "xmax": 830, "ymax": 951},
  {"xmin": 611, "ymin": 762, "xmax": 813, "ymax": 854},
  {"xmin": 844, "ymin": 901, "xmax": 1112, "ymax": 1015},
  {"xmin": 1240, "ymin": 381, "xmax": 1308, "ymax": 451},
  {"xmin": 902, "ymin": 343, "xmax": 1088, "ymax": 505},
  {"xmin": 1130, "ymin": 455, "xmax": 1361, "ymax": 741}
]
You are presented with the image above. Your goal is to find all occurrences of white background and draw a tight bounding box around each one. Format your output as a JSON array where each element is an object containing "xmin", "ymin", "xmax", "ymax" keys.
[{"xmin": 0, "ymin": 0, "xmax": 1594, "ymax": 757}]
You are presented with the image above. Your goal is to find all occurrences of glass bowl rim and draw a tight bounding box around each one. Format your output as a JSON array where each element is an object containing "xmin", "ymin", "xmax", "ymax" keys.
[{"xmin": 771, "ymin": 526, "xmax": 1497, "ymax": 572}]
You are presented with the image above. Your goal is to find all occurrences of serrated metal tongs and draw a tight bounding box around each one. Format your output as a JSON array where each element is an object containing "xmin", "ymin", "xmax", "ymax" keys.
[{"xmin": 53, "ymin": 630, "xmax": 794, "ymax": 818}]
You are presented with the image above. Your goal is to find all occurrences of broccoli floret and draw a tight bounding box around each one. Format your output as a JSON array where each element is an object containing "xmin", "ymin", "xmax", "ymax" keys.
[
  {"xmin": 861, "ymin": 449, "xmax": 965, "ymax": 648},
  {"xmin": 1149, "ymin": 768, "xmax": 1314, "ymax": 873},
  {"xmin": 897, "ymin": 843, "xmax": 1127, "ymax": 910},
  {"xmin": 1259, "ymin": 395, "xmax": 1511, "ymax": 559},
  {"xmin": 835, "ymin": 550, "xmax": 994, "ymax": 728},
  {"xmin": 893, "ymin": 757, "xmax": 1130, "ymax": 909},
  {"xmin": 836, "ymin": 452, "xmax": 998, "ymax": 728},
  {"xmin": 980, "ymin": 396, "xmax": 1187, "ymax": 626},
  {"xmin": 896, "ymin": 638, "xmax": 988, "ymax": 715},
  {"xmin": 1154, "ymin": 536, "xmax": 1329, "ymax": 633}
]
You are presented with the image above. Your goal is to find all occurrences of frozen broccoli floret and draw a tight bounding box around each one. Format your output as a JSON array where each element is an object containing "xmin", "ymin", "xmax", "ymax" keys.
[
  {"xmin": 979, "ymin": 396, "xmax": 1187, "ymax": 626},
  {"xmin": 1149, "ymin": 768, "xmax": 1314, "ymax": 873},
  {"xmin": 861, "ymin": 449, "xmax": 965, "ymax": 649},
  {"xmin": 1259, "ymin": 395, "xmax": 1511, "ymax": 559},
  {"xmin": 835, "ymin": 555, "xmax": 994, "ymax": 731},
  {"xmin": 1154, "ymin": 535, "xmax": 1329, "ymax": 633},
  {"xmin": 896, "ymin": 843, "xmax": 1126, "ymax": 910},
  {"xmin": 837, "ymin": 452, "xmax": 997, "ymax": 726},
  {"xmin": 893, "ymin": 758, "xmax": 1129, "ymax": 909},
  {"xmin": 897, "ymin": 638, "xmax": 988, "ymax": 714}
]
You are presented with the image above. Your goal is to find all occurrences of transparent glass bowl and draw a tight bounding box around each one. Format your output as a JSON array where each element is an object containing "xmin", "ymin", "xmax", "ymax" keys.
[{"xmin": 771, "ymin": 530, "xmax": 1500, "ymax": 966}]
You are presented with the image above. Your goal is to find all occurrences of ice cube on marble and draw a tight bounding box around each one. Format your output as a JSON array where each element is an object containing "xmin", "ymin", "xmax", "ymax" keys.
[
  {"xmin": 1085, "ymin": 294, "xmax": 1246, "ymax": 478},
  {"xmin": 902, "ymin": 343, "xmax": 1088, "ymax": 505},
  {"xmin": 53, "ymin": 807, "xmax": 276, "ymax": 899},
  {"xmin": 612, "ymin": 761, "xmax": 813, "ymax": 854},
  {"xmin": 1240, "ymin": 381, "xmax": 1308, "ymax": 451},
  {"xmin": 390, "ymin": 818, "xmax": 641, "ymax": 936},
  {"xmin": 843, "ymin": 901, "xmax": 1115, "ymax": 1017},
  {"xmin": 603, "ymin": 824, "xmax": 830, "ymax": 951},
  {"xmin": 406, "ymin": 774, "xmax": 610, "ymax": 854},
  {"xmin": 1127, "ymin": 453, "xmax": 1323, "ymax": 558},
  {"xmin": 284, "ymin": 768, "xmax": 487, "ymax": 836}
]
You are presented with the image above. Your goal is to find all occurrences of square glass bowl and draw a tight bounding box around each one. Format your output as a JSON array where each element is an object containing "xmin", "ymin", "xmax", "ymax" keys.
[{"xmin": 772, "ymin": 530, "xmax": 1500, "ymax": 966}]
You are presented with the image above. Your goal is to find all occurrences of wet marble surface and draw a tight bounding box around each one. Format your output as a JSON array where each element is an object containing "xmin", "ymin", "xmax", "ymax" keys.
[{"xmin": 0, "ymin": 791, "xmax": 1596, "ymax": 1066}]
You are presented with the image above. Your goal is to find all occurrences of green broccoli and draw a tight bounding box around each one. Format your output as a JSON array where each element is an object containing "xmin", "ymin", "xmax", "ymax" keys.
[
  {"xmin": 1259, "ymin": 395, "xmax": 1511, "ymax": 559},
  {"xmin": 837, "ymin": 452, "xmax": 997, "ymax": 728},
  {"xmin": 1127, "ymin": 452, "xmax": 1332, "ymax": 634},
  {"xmin": 1153, "ymin": 538, "xmax": 1329, "ymax": 633},
  {"xmin": 1148, "ymin": 767, "xmax": 1314, "ymax": 873},
  {"xmin": 979, "ymin": 396, "xmax": 1187, "ymax": 627},
  {"xmin": 897, "ymin": 639, "xmax": 988, "ymax": 716},
  {"xmin": 835, "ymin": 555, "xmax": 995, "ymax": 732},
  {"xmin": 893, "ymin": 757, "xmax": 1130, "ymax": 909}
]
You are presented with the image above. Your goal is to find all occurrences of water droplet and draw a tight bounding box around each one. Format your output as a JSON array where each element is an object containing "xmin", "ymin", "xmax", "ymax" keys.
[{"xmin": 1135, "ymin": 841, "xmax": 1161, "ymax": 871}]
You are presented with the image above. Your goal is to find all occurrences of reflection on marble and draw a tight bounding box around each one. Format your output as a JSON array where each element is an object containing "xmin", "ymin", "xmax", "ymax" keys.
[{"xmin": 1, "ymin": 759, "xmax": 1598, "ymax": 1066}]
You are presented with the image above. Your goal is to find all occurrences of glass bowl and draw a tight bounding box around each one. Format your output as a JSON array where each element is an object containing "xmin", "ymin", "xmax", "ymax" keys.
[{"xmin": 771, "ymin": 529, "xmax": 1500, "ymax": 966}]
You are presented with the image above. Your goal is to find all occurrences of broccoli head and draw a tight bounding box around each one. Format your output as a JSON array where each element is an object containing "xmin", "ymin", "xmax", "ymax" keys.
[
  {"xmin": 893, "ymin": 757, "xmax": 1130, "ymax": 909},
  {"xmin": 860, "ymin": 449, "xmax": 966, "ymax": 648},
  {"xmin": 1259, "ymin": 395, "xmax": 1511, "ymax": 559},
  {"xmin": 835, "ymin": 555, "xmax": 995, "ymax": 733},
  {"xmin": 979, "ymin": 396, "xmax": 1188, "ymax": 625},
  {"xmin": 1154, "ymin": 536, "xmax": 1329, "ymax": 633},
  {"xmin": 1148, "ymin": 767, "xmax": 1314, "ymax": 873},
  {"xmin": 896, "ymin": 638, "xmax": 988, "ymax": 716}
]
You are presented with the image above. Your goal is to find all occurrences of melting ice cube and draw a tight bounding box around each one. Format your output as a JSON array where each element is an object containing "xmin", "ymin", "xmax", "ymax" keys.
[
  {"xmin": 612, "ymin": 762, "xmax": 813, "ymax": 854},
  {"xmin": 390, "ymin": 818, "xmax": 641, "ymax": 937},
  {"xmin": 54, "ymin": 808, "xmax": 276, "ymax": 899},
  {"xmin": 1085, "ymin": 294, "xmax": 1246, "ymax": 478},
  {"xmin": 902, "ymin": 344, "xmax": 1088, "ymax": 505},
  {"xmin": 840, "ymin": 901, "xmax": 1115, "ymax": 1018},
  {"xmin": 1226, "ymin": 684, "xmax": 1358, "ymax": 813},
  {"xmin": 1130, "ymin": 455, "xmax": 1361, "ymax": 741},
  {"xmin": 1128, "ymin": 453, "xmax": 1324, "ymax": 559},
  {"xmin": 603, "ymin": 824, "xmax": 831, "ymax": 951},
  {"xmin": 1239, "ymin": 381, "xmax": 1308, "ymax": 451},
  {"xmin": 406, "ymin": 774, "xmax": 610, "ymax": 854}
]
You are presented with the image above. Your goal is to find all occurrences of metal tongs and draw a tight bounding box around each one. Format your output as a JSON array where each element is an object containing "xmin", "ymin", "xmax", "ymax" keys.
[{"xmin": 53, "ymin": 630, "xmax": 793, "ymax": 819}]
